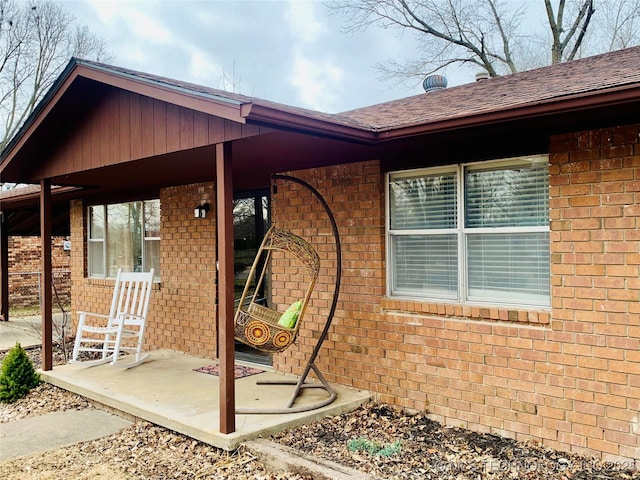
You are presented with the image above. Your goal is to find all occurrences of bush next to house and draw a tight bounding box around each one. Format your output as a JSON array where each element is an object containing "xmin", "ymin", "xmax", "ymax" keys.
[{"xmin": 0, "ymin": 342, "xmax": 41, "ymax": 403}]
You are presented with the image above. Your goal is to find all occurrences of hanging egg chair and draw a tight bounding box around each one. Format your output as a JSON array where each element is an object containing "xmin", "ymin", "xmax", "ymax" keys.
[
  {"xmin": 233, "ymin": 174, "xmax": 341, "ymax": 414},
  {"xmin": 234, "ymin": 226, "xmax": 320, "ymax": 353}
]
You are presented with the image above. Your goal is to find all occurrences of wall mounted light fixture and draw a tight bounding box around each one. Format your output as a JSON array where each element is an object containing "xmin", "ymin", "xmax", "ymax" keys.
[{"xmin": 194, "ymin": 203, "xmax": 210, "ymax": 219}]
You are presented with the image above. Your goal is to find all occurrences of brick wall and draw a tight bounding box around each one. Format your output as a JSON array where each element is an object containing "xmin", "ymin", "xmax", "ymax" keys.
[
  {"xmin": 8, "ymin": 236, "xmax": 70, "ymax": 308},
  {"xmin": 548, "ymin": 123, "xmax": 640, "ymax": 461},
  {"xmin": 64, "ymin": 122, "xmax": 639, "ymax": 461},
  {"xmin": 154, "ymin": 183, "xmax": 217, "ymax": 356},
  {"xmin": 271, "ymin": 162, "xmax": 386, "ymax": 377},
  {"xmin": 70, "ymin": 183, "xmax": 218, "ymax": 358},
  {"xmin": 271, "ymin": 123, "xmax": 640, "ymax": 462}
]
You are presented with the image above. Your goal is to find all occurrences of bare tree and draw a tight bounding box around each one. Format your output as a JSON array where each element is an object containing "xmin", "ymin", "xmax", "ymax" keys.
[
  {"xmin": 329, "ymin": 0, "xmax": 636, "ymax": 85},
  {"xmin": 0, "ymin": 0, "xmax": 110, "ymax": 155},
  {"xmin": 545, "ymin": 0, "xmax": 595, "ymax": 63},
  {"xmin": 589, "ymin": 0, "xmax": 640, "ymax": 51}
]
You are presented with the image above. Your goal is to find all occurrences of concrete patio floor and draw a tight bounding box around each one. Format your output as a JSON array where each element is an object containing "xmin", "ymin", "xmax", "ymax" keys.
[{"xmin": 40, "ymin": 350, "xmax": 371, "ymax": 451}]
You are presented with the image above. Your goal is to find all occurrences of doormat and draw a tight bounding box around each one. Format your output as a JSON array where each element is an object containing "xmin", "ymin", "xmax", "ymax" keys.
[{"xmin": 194, "ymin": 364, "xmax": 264, "ymax": 379}]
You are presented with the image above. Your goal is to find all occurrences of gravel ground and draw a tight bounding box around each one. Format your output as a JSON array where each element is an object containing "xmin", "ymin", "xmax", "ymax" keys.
[{"xmin": 2, "ymin": 344, "xmax": 639, "ymax": 479}]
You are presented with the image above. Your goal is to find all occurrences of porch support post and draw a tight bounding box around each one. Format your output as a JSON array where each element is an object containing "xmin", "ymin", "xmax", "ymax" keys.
[
  {"xmin": 0, "ymin": 212, "xmax": 8, "ymax": 322},
  {"xmin": 216, "ymin": 142, "xmax": 235, "ymax": 433},
  {"xmin": 40, "ymin": 179, "xmax": 53, "ymax": 370}
]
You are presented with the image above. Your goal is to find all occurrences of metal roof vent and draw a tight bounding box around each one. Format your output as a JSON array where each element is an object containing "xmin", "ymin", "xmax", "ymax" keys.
[
  {"xmin": 422, "ymin": 75, "xmax": 447, "ymax": 92},
  {"xmin": 475, "ymin": 71, "xmax": 490, "ymax": 81}
]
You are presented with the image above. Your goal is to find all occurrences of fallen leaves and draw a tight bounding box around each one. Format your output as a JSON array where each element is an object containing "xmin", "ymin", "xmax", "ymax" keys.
[
  {"xmin": 0, "ymin": 383, "xmax": 90, "ymax": 423},
  {"xmin": 272, "ymin": 402, "xmax": 640, "ymax": 480},
  {"xmin": 3, "ymin": 347, "xmax": 639, "ymax": 479},
  {"xmin": 0, "ymin": 419, "xmax": 312, "ymax": 480}
]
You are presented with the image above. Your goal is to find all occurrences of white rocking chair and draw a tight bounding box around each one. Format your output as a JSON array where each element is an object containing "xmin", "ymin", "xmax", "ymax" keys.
[{"xmin": 71, "ymin": 269, "xmax": 154, "ymax": 368}]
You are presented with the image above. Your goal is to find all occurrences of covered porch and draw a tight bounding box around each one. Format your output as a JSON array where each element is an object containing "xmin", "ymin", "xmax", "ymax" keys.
[
  {"xmin": 41, "ymin": 350, "xmax": 371, "ymax": 451},
  {"xmin": 0, "ymin": 58, "xmax": 378, "ymax": 435}
]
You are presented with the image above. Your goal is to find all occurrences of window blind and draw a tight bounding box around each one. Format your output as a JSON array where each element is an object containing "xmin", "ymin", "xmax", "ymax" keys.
[
  {"xmin": 467, "ymin": 232, "xmax": 550, "ymax": 303},
  {"xmin": 388, "ymin": 157, "xmax": 550, "ymax": 307},
  {"xmin": 392, "ymin": 235, "xmax": 458, "ymax": 297},
  {"xmin": 465, "ymin": 164, "xmax": 549, "ymax": 228},
  {"xmin": 390, "ymin": 173, "xmax": 457, "ymax": 230}
]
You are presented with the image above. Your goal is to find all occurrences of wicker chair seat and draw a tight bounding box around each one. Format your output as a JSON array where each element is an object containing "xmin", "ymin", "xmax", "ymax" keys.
[
  {"xmin": 233, "ymin": 226, "xmax": 319, "ymax": 353},
  {"xmin": 235, "ymin": 303, "xmax": 296, "ymax": 353}
]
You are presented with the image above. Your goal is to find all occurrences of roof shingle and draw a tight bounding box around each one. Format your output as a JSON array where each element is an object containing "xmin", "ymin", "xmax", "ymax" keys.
[{"xmin": 336, "ymin": 46, "xmax": 640, "ymax": 131}]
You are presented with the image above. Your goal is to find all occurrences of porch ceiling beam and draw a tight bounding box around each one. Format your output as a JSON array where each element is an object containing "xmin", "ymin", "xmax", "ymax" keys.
[
  {"xmin": 40, "ymin": 179, "xmax": 53, "ymax": 371},
  {"xmin": 216, "ymin": 142, "xmax": 235, "ymax": 434}
]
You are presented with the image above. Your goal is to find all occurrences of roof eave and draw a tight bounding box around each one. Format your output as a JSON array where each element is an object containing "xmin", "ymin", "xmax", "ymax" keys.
[
  {"xmin": 376, "ymin": 84, "xmax": 640, "ymax": 140},
  {"xmin": 246, "ymin": 104, "xmax": 376, "ymax": 143}
]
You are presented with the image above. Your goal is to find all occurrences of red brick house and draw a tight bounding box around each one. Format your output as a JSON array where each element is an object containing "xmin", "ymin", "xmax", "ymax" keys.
[{"xmin": 1, "ymin": 46, "xmax": 639, "ymax": 461}]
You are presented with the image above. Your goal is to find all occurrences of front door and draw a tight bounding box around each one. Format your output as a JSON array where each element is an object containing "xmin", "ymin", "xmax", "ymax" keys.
[{"xmin": 233, "ymin": 190, "xmax": 271, "ymax": 364}]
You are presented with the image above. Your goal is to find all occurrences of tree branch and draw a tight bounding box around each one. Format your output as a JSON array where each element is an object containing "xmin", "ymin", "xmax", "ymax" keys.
[{"xmin": 567, "ymin": 0, "xmax": 594, "ymax": 60}]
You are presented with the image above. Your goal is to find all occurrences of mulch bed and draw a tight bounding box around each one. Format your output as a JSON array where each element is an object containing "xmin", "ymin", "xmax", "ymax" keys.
[{"xmin": 272, "ymin": 403, "xmax": 640, "ymax": 479}]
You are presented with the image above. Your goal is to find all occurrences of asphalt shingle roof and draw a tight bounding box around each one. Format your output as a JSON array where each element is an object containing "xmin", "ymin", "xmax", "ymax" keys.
[
  {"xmin": 336, "ymin": 46, "xmax": 640, "ymax": 131},
  {"xmin": 78, "ymin": 46, "xmax": 640, "ymax": 135}
]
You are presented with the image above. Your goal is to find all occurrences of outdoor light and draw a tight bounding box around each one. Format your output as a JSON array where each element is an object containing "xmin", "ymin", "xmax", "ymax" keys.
[{"xmin": 194, "ymin": 203, "xmax": 210, "ymax": 219}]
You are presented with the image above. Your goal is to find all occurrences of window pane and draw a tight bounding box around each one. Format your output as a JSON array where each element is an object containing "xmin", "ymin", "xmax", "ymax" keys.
[
  {"xmin": 467, "ymin": 232, "xmax": 550, "ymax": 305},
  {"xmin": 107, "ymin": 203, "xmax": 142, "ymax": 274},
  {"xmin": 390, "ymin": 173, "xmax": 457, "ymax": 230},
  {"xmin": 89, "ymin": 206, "xmax": 104, "ymax": 239},
  {"xmin": 144, "ymin": 239, "xmax": 160, "ymax": 276},
  {"xmin": 88, "ymin": 241, "xmax": 104, "ymax": 276},
  {"xmin": 465, "ymin": 163, "xmax": 549, "ymax": 228},
  {"xmin": 392, "ymin": 234, "xmax": 458, "ymax": 297},
  {"xmin": 144, "ymin": 200, "xmax": 160, "ymax": 238}
]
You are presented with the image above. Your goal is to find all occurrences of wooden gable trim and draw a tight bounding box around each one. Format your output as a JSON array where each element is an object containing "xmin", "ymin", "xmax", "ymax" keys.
[
  {"xmin": 75, "ymin": 62, "xmax": 251, "ymax": 123},
  {"xmin": 0, "ymin": 60, "xmax": 251, "ymax": 178},
  {"xmin": 247, "ymin": 103, "xmax": 375, "ymax": 143},
  {"xmin": 29, "ymin": 89, "xmax": 267, "ymax": 181}
]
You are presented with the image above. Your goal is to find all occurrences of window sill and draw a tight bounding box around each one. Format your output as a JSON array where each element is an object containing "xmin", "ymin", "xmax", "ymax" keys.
[{"xmin": 381, "ymin": 297, "xmax": 550, "ymax": 326}]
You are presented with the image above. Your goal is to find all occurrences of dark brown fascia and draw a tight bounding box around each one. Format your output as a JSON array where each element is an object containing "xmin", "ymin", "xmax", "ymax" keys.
[
  {"xmin": 245, "ymin": 103, "xmax": 377, "ymax": 144},
  {"xmin": 76, "ymin": 62, "xmax": 250, "ymax": 123},
  {"xmin": 376, "ymin": 84, "xmax": 640, "ymax": 141},
  {"xmin": 0, "ymin": 68, "xmax": 81, "ymax": 174}
]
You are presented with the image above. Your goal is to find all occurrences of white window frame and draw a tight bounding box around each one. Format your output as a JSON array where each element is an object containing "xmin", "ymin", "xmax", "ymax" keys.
[
  {"xmin": 88, "ymin": 205, "xmax": 106, "ymax": 278},
  {"xmin": 386, "ymin": 155, "xmax": 550, "ymax": 309},
  {"xmin": 87, "ymin": 200, "xmax": 160, "ymax": 279}
]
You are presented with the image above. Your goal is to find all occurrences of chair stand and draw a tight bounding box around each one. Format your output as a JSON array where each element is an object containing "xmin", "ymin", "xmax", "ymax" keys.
[
  {"xmin": 69, "ymin": 354, "xmax": 115, "ymax": 367},
  {"xmin": 236, "ymin": 361, "xmax": 336, "ymax": 414},
  {"xmin": 111, "ymin": 353, "xmax": 151, "ymax": 369}
]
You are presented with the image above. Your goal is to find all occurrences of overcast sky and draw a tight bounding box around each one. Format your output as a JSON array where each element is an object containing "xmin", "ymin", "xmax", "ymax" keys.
[{"xmin": 63, "ymin": 0, "xmax": 475, "ymax": 113}]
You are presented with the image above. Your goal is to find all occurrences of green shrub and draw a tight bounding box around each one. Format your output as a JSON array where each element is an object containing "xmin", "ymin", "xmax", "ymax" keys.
[
  {"xmin": 0, "ymin": 343, "xmax": 41, "ymax": 403},
  {"xmin": 347, "ymin": 437, "xmax": 402, "ymax": 457}
]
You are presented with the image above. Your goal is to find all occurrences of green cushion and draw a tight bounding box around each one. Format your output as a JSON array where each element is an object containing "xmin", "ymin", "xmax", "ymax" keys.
[{"xmin": 278, "ymin": 301, "xmax": 302, "ymax": 328}]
